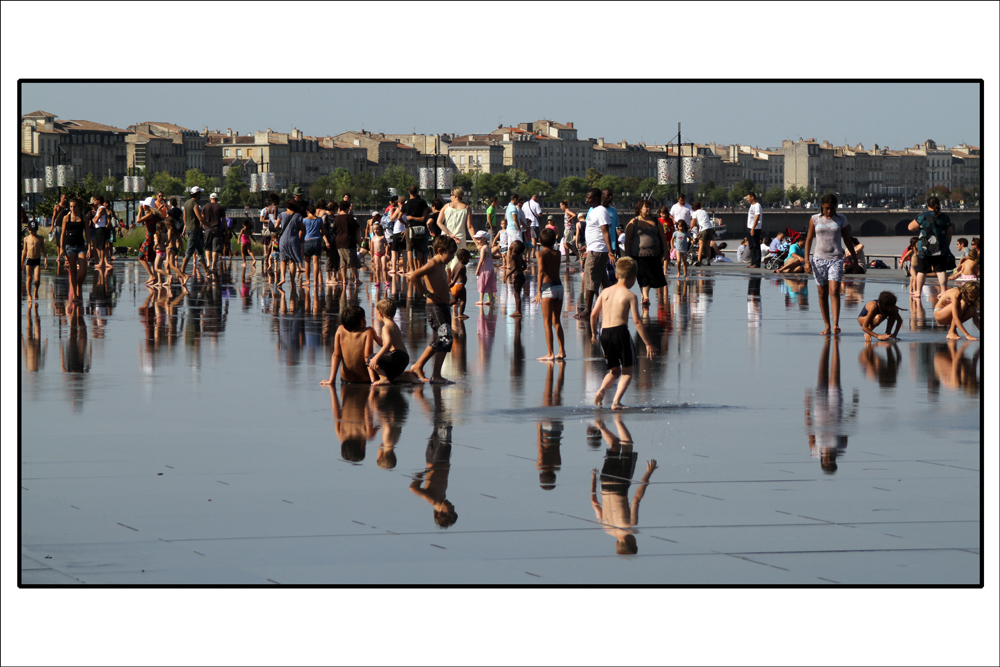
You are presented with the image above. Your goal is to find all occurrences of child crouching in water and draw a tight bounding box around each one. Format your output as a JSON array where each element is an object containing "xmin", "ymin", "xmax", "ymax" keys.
[
  {"xmin": 367, "ymin": 298, "xmax": 421, "ymax": 384},
  {"xmin": 591, "ymin": 257, "xmax": 657, "ymax": 409},
  {"xmin": 857, "ymin": 290, "xmax": 903, "ymax": 342},
  {"xmin": 320, "ymin": 304, "xmax": 380, "ymax": 385},
  {"xmin": 450, "ymin": 248, "xmax": 470, "ymax": 319},
  {"xmin": 473, "ymin": 230, "xmax": 496, "ymax": 306}
]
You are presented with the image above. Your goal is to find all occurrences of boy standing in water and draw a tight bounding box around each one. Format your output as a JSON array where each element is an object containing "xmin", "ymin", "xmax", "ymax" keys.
[
  {"xmin": 21, "ymin": 221, "xmax": 44, "ymax": 301},
  {"xmin": 406, "ymin": 236, "xmax": 458, "ymax": 383},
  {"xmin": 533, "ymin": 228, "xmax": 566, "ymax": 361},
  {"xmin": 591, "ymin": 257, "xmax": 657, "ymax": 409}
]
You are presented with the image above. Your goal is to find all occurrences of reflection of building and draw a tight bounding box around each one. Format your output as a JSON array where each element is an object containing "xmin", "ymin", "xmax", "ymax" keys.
[{"xmin": 21, "ymin": 110, "xmax": 128, "ymax": 179}]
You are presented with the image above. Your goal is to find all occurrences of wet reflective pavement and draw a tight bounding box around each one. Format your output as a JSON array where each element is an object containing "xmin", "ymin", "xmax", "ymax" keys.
[{"xmin": 19, "ymin": 260, "xmax": 980, "ymax": 585}]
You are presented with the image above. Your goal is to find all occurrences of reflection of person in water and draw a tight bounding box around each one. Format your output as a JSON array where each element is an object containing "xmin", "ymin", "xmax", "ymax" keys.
[
  {"xmin": 537, "ymin": 421, "xmax": 563, "ymax": 490},
  {"xmin": 410, "ymin": 385, "xmax": 458, "ymax": 528},
  {"xmin": 932, "ymin": 340, "xmax": 980, "ymax": 395},
  {"xmin": 590, "ymin": 415, "xmax": 657, "ymax": 555},
  {"xmin": 858, "ymin": 341, "xmax": 901, "ymax": 388},
  {"xmin": 372, "ymin": 386, "xmax": 410, "ymax": 469},
  {"xmin": 328, "ymin": 384, "xmax": 379, "ymax": 462},
  {"xmin": 60, "ymin": 300, "xmax": 91, "ymax": 374},
  {"xmin": 21, "ymin": 302, "xmax": 47, "ymax": 372},
  {"xmin": 804, "ymin": 338, "xmax": 859, "ymax": 474}
]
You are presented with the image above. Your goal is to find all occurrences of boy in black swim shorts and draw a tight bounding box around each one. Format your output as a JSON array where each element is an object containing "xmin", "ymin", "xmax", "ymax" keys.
[
  {"xmin": 590, "ymin": 257, "xmax": 657, "ymax": 410},
  {"xmin": 405, "ymin": 236, "xmax": 458, "ymax": 383}
]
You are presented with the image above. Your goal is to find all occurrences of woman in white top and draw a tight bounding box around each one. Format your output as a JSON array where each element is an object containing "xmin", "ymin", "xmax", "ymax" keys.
[
  {"xmin": 437, "ymin": 187, "xmax": 476, "ymax": 266},
  {"xmin": 92, "ymin": 196, "xmax": 111, "ymax": 269}
]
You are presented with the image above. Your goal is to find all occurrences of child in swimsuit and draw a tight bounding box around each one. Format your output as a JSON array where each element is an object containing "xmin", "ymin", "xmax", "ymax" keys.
[
  {"xmin": 473, "ymin": 231, "xmax": 496, "ymax": 307},
  {"xmin": 238, "ymin": 219, "xmax": 255, "ymax": 268},
  {"xmin": 405, "ymin": 235, "xmax": 458, "ymax": 384},
  {"xmin": 591, "ymin": 257, "xmax": 658, "ymax": 410},
  {"xmin": 153, "ymin": 221, "xmax": 171, "ymax": 287},
  {"xmin": 371, "ymin": 223, "xmax": 387, "ymax": 285},
  {"xmin": 533, "ymin": 228, "xmax": 566, "ymax": 361},
  {"xmin": 858, "ymin": 290, "xmax": 903, "ymax": 342},
  {"xmin": 508, "ymin": 240, "xmax": 526, "ymax": 319},
  {"xmin": 933, "ymin": 282, "xmax": 981, "ymax": 340},
  {"xmin": 449, "ymin": 248, "xmax": 470, "ymax": 320}
]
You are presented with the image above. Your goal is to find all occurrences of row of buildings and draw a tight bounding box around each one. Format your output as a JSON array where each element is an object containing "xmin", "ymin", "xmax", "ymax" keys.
[{"xmin": 20, "ymin": 111, "xmax": 980, "ymax": 203}]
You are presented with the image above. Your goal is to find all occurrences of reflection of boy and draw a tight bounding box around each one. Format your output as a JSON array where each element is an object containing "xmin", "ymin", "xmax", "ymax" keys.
[
  {"xmin": 410, "ymin": 425, "xmax": 457, "ymax": 527},
  {"xmin": 590, "ymin": 416, "xmax": 657, "ymax": 554},
  {"xmin": 536, "ymin": 421, "xmax": 563, "ymax": 490},
  {"xmin": 320, "ymin": 305, "xmax": 380, "ymax": 385},
  {"xmin": 329, "ymin": 384, "xmax": 379, "ymax": 462}
]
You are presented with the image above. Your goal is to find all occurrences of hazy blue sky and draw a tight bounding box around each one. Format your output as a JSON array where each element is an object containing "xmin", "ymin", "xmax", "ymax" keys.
[{"xmin": 21, "ymin": 81, "xmax": 980, "ymax": 150}]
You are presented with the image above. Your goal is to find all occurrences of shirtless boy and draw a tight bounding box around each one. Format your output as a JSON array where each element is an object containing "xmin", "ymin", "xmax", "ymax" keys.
[
  {"xmin": 21, "ymin": 221, "xmax": 44, "ymax": 301},
  {"xmin": 533, "ymin": 228, "xmax": 566, "ymax": 361},
  {"xmin": 368, "ymin": 298, "xmax": 422, "ymax": 385},
  {"xmin": 857, "ymin": 290, "xmax": 903, "ymax": 342},
  {"xmin": 320, "ymin": 304, "xmax": 380, "ymax": 385},
  {"xmin": 590, "ymin": 257, "xmax": 657, "ymax": 409},
  {"xmin": 406, "ymin": 235, "xmax": 457, "ymax": 384}
]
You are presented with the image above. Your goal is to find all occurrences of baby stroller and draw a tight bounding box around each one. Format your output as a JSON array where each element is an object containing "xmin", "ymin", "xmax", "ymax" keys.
[{"xmin": 762, "ymin": 228, "xmax": 802, "ymax": 270}]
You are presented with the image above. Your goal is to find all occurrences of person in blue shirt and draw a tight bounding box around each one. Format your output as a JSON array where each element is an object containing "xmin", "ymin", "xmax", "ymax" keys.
[
  {"xmin": 602, "ymin": 188, "xmax": 620, "ymax": 255},
  {"xmin": 774, "ymin": 239, "xmax": 806, "ymax": 273},
  {"xmin": 769, "ymin": 232, "xmax": 786, "ymax": 254}
]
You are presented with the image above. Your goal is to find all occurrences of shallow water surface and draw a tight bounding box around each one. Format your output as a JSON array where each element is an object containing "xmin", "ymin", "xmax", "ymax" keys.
[{"xmin": 20, "ymin": 260, "xmax": 981, "ymax": 584}]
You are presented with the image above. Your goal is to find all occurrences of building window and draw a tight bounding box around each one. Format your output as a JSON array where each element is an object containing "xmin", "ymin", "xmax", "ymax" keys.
[
  {"xmin": 224, "ymin": 149, "xmax": 230, "ymax": 157},
  {"xmin": 236, "ymin": 149, "xmax": 242, "ymax": 157}
]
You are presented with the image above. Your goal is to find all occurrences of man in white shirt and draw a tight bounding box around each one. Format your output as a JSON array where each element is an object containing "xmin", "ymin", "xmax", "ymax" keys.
[
  {"xmin": 745, "ymin": 192, "xmax": 763, "ymax": 268},
  {"xmin": 522, "ymin": 194, "xmax": 542, "ymax": 247},
  {"xmin": 576, "ymin": 188, "xmax": 614, "ymax": 318},
  {"xmin": 669, "ymin": 194, "xmax": 693, "ymax": 230}
]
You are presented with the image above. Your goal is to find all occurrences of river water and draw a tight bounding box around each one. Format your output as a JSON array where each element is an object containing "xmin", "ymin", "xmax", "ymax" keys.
[{"xmin": 19, "ymin": 256, "xmax": 980, "ymax": 584}]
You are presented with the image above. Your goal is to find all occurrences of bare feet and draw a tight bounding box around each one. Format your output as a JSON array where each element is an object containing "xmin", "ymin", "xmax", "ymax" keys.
[
  {"xmin": 510, "ymin": 312, "xmax": 522, "ymax": 318},
  {"xmin": 611, "ymin": 403, "xmax": 627, "ymax": 411},
  {"xmin": 820, "ymin": 327, "xmax": 831, "ymax": 335},
  {"xmin": 946, "ymin": 332, "xmax": 960, "ymax": 340},
  {"xmin": 458, "ymin": 314, "xmax": 469, "ymax": 320},
  {"xmin": 474, "ymin": 301, "xmax": 483, "ymax": 305},
  {"xmin": 864, "ymin": 333, "xmax": 872, "ymax": 342},
  {"xmin": 537, "ymin": 354, "xmax": 555, "ymax": 362},
  {"xmin": 427, "ymin": 376, "xmax": 452, "ymax": 384},
  {"xmin": 410, "ymin": 365, "xmax": 428, "ymax": 382},
  {"xmin": 594, "ymin": 388, "xmax": 606, "ymax": 406},
  {"xmin": 833, "ymin": 326, "xmax": 841, "ymax": 335},
  {"xmin": 372, "ymin": 379, "xmax": 392, "ymax": 386}
]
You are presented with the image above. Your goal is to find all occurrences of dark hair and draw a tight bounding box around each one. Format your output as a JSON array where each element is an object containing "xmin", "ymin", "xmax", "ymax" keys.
[
  {"xmin": 601, "ymin": 188, "xmax": 613, "ymax": 205},
  {"xmin": 408, "ymin": 184, "xmax": 418, "ymax": 196},
  {"xmin": 539, "ymin": 227, "xmax": 556, "ymax": 248},
  {"xmin": 268, "ymin": 192, "xmax": 280, "ymax": 204},
  {"xmin": 927, "ymin": 196, "xmax": 940, "ymax": 208},
  {"xmin": 389, "ymin": 195, "xmax": 398, "ymax": 203},
  {"xmin": 432, "ymin": 235, "xmax": 456, "ymax": 255},
  {"xmin": 377, "ymin": 448, "xmax": 397, "ymax": 470},
  {"xmin": 342, "ymin": 193, "xmax": 352, "ymax": 201},
  {"xmin": 677, "ymin": 193, "xmax": 685, "ymax": 201},
  {"xmin": 316, "ymin": 198, "xmax": 328, "ymax": 210},
  {"xmin": 957, "ymin": 237, "xmax": 968, "ymax": 246},
  {"xmin": 169, "ymin": 197, "xmax": 178, "ymax": 207},
  {"xmin": 658, "ymin": 206, "xmax": 669, "ymax": 218},
  {"xmin": 877, "ymin": 291, "xmax": 897, "ymax": 311},
  {"xmin": 633, "ymin": 199, "xmax": 652, "ymax": 216},
  {"xmin": 285, "ymin": 200, "xmax": 298, "ymax": 212},
  {"xmin": 509, "ymin": 240, "xmax": 525, "ymax": 256},
  {"xmin": 747, "ymin": 192, "xmax": 757, "ymax": 200},
  {"xmin": 338, "ymin": 200, "xmax": 351, "ymax": 212},
  {"xmin": 455, "ymin": 248, "xmax": 471, "ymax": 264},
  {"xmin": 431, "ymin": 198, "xmax": 444, "ymax": 210},
  {"xmin": 340, "ymin": 304, "xmax": 365, "ymax": 331},
  {"xmin": 692, "ymin": 201, "xmax": 702, "ymax": 211},
  {"xmin": 539, "ymin": 471, "xmax": 556, "ymax": 490},
  {"xmin": 908, "ymin": 236, "xmax": 918, "ymax": 248},
  {"xmin": 820, "ymin": 193, "xmax": 838, "ymax": 208},
  {"xmin": 306, "ymin": 203, "xmax": 316, "ymax": 215},
  {"xmin": 341, "ymin": 438, "xmax": 366, "ymax": 462},
  {"xmin": 560, "ymin": 200, "xmax": 569, "ymax": 208},
  {"xmin": 490, "ymin": 195, "xmax": 498, "ymax": 202},
  {"xmin": 587, "ymin": 188, "xmax": 602, "ymax": 202}
]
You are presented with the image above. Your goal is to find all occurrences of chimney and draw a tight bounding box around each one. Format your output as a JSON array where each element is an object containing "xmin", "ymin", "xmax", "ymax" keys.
[
  {"xmin": 620, "ymin": 140, "xmax": 627, "ymax": 149},
  {"xmin": 567, "ymin": 122, "xmax": 573, "ymax": 129},
  {"xmin": 598, "ymin": 138, "xmax": 604, "ymax": 147}
]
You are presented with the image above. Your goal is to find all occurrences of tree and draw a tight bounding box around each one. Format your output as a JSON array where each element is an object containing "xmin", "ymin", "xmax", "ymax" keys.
[
  {"xmin": 379, "ymin": 164, "xmax": 416, "ymax": 200},
  {"xmin": 556, "ymin": 176, "xmax": 588, "ymax": 205},
  {"xmin": 636, "ymin": 177, "xmax": 658, "ymax": 199},
  {"xmin": 595, "ymin": 175, "xmax": 625, "ymax": 195},
  {"xmin": 784, "ymin": 185, "xmax": 804, "ymax": 205},
  {"xmin": 926, "ymin": 185, "xmax": 950, "ymax": 202},
  {"xmin": 728, "ymin": 183, "xmax": 747, "ymax": 204},
  {"xmin": 764, "ymin": 186, "xmax": 785, "ymax": 206},
  {"xmin": 505, "ymin": 168, "xmax": 530, "ymax": 190},
  {"xmin": 185, "ymin": 168, "xmax": 216, "ymax": 193},
  {"xmin": 517, "ymin": 178, "xmax": 552, "ymax": 199},
  {"xmin": 585, "ymin": 168, "xmax": 602, "ymax": 187},
  {"xmin": 220, "ymin": 164, "xmax": 244, "ymax": 207},
  {"xmin": 149, "ymin": 171, "xmax": 185, "ymax": 196},
  {"xmin": 708, "ymin": 186, "xmax": 728, "ymax": 206}
]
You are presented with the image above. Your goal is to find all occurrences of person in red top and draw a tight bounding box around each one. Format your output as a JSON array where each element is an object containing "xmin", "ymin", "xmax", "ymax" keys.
[{"xmin": 658, "ymin": 205, "xmax": 674, "ymax": 274}]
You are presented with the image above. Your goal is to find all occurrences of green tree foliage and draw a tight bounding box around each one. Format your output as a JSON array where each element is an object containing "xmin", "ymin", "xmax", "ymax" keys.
[
  {"xmin": 784, "ymin": 185, "xmax": 804, "ymax": 205},
  {"xmin": 764, "ymin": 186, "xmax": 785, "ymax": 206},
  {"xmin": 149, "ymin": 171, "xmax": 185, "ymax": 196},
  {"xmin": 556, "ymin": 176, "xmax": 588, "ymax": 205},
  {"xmin": 926, "ymin": 185, "xmax": 950, "ymax": 201},
  {"xmin": 220, "ymin": 164, "xmax": 244, "ymax": 207},
  {"xmin": 595, "ymin": 175, "xmax": 625, "ymax": 195},
  {"xmin": 518, "ymin": 178, "xmax": 552, "ymax": 198},
  {"xmin": 185, "ymin": 168, "xmax": 217, "ymax": 193},
  {"xmin": 728, "ymin": 183, "xmax": 747, "ymax": 203},
  {"xmin": 706, "ymin": 186, "xmax": 727, "ymax": 206},
  {"xmin": 585, "ymin": 168, "xmax": 602, "ymax": 187}
]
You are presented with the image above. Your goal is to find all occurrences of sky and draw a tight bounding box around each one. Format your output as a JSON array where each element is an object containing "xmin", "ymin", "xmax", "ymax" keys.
[{"xmin": 20, "ymin": 81, "xmax": 981, "ymax": 151}]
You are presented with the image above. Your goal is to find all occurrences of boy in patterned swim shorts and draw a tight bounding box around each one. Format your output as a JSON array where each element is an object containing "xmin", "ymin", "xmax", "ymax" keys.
[{"xmin": 406, "ymin": 235, "xmax": 457, "ymax": 384}]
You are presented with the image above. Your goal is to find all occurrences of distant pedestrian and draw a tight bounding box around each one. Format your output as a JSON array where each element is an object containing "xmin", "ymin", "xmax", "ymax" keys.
[
  {"xmin": 201, "ymin": 192, "xmax": 226, "ymax": 272},
  {"xmin": 623, "ymin": 199, "xmax": 667, "ymax": 306},
  {"xmin": 745, "ymin": 192, "xmax": 763, "ymax": 268},
  {"xmin": 602, "ymin": 189, "xmax": 620, "ymax": 257},
  {"xmin": 522, "ymin": 193, "xmax": 543, "ymax": 247},
  {"xmin": 576, "ymin": 188, "xmax": 614, "ymax": 319}
]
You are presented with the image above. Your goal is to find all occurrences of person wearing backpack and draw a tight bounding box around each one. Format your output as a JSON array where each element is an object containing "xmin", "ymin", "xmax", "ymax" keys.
[{"xmin": 908, "ymin": 196, "xmax": 954, "ymax": 299}]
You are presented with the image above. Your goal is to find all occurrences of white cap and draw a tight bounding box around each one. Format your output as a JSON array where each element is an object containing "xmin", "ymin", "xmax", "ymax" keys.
[
  {"xmin": 140, "ymin": 196, "xmax": 155, "ymax": 208},
  {"xmin": 473, "ymin": 230, "xmax": 489, "ymax": 239},
  {"xmin": 209, "ymin": 192, "xmax": 218, "ymax": 199},
  {"xmin": 189, "ymin": 186, "xmax": 203, "ymax": 194}
]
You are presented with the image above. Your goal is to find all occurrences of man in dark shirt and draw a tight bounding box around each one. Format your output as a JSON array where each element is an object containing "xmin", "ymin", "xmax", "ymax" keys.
[
  {"xmin": 179, "ymin": 187, "xmax": 208, "ymax": 281},
  {"xmin": 401, "ymin": 184, "xmax": 429, "ymax": 270},
  {"xmin": 333, "ymin": 200, "xmax": 360, "ymax": 285},
  {"xmin": 201, "ymin": 192, "xmax": 226, "ymax": 271}
]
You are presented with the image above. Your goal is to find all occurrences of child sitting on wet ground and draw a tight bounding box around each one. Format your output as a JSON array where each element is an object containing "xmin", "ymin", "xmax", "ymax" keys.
[
  {"xmin": 449, "ymin": 248, "xmax": 470, "ymax": 319},
  {"xmin": 858, "ymin": 290, "xmax": 903, "ymax": 342},
  {"xmin": 367, "ymin": 298, "xmax": 421, "ymax": 385},
  {"xmin": 591, "ymin": 257, "xmax": 657, "ymax": 410},
  {"xmin": 406, "ymin": 235, "xmax": 458, "ymax": 384},
  {"xmin": 320, "ymin": 304, "xmax": 380, "ymax": 385},
  {"xmin": 533, "ymin": 228, "xmax": 566, "ymax": 361}
]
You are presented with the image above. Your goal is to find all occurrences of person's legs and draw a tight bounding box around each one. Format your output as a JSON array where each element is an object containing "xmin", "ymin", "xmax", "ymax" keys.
[
  {"xmin": 552, "ymin": 298, "xmax": 565, "ymax": 358},
  {"xmin": 935, "ymin": 270, "xmax": 949, "ymax": 294},
  {"xmin": 595, "ymin": 367, "xmax": 620, "ymax": 406},
  {"xmin": 816, "ymin": 283, "xmax": 831, "ymax": 334},
  {"xmin": 829, "ymin": 280, "xmax": 842, "ymax": 333},
  {"xmin": 538, "ymin": 297, "xmax": 555, "ymax": 360},
  {"xmin": 611, "ymin": 367, "xmax": 633, "ymax": 409}
]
